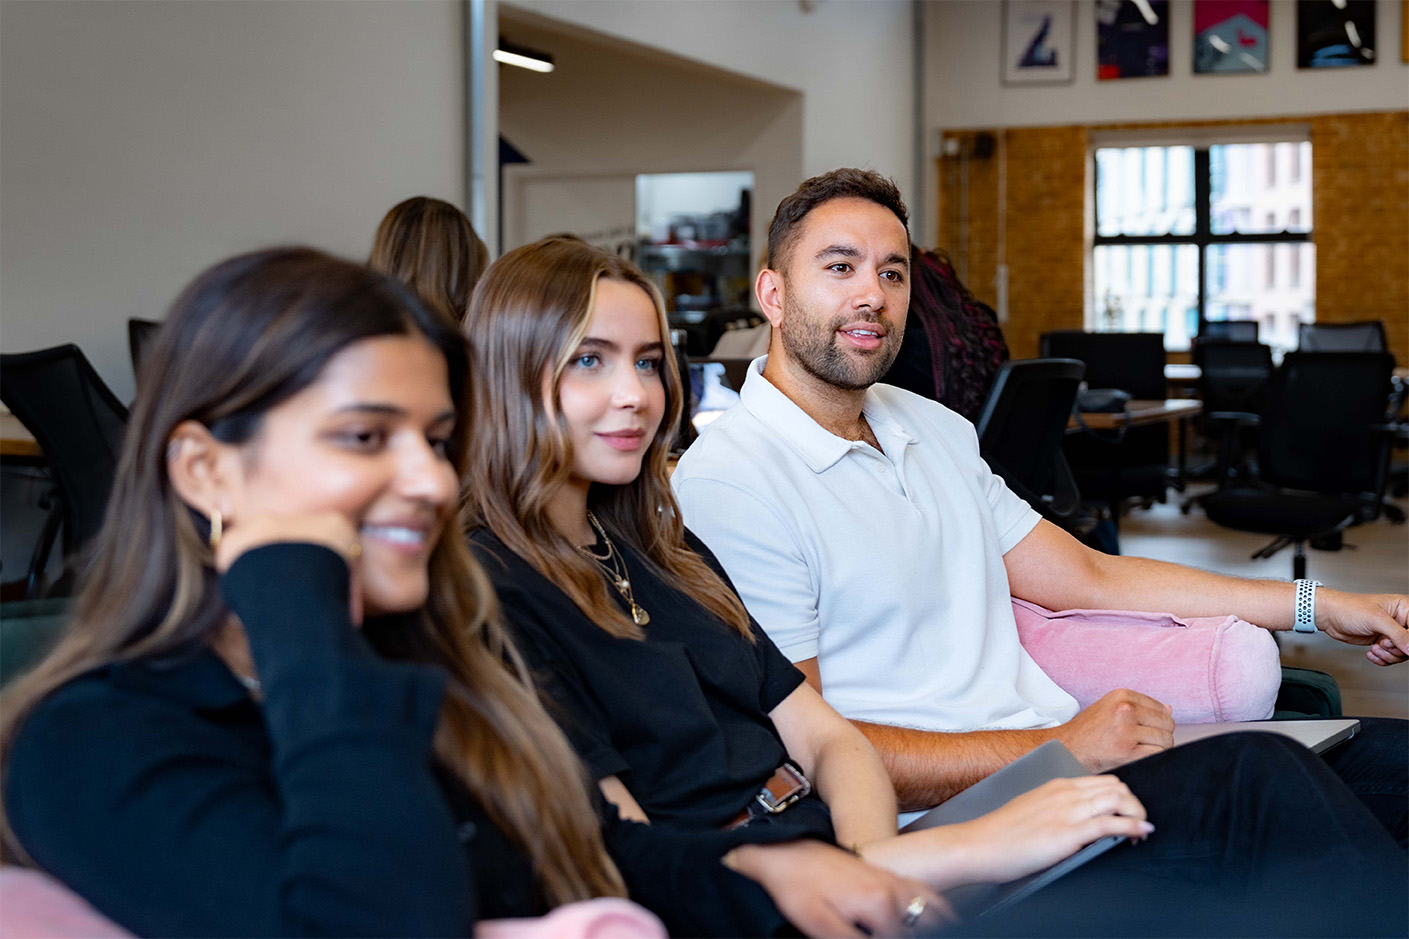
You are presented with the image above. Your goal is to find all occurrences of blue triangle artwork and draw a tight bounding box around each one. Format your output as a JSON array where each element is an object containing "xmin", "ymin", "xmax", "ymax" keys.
[{"xmin": 1003, "ymin": 1, "xmax": 1074, "ymax": 85}]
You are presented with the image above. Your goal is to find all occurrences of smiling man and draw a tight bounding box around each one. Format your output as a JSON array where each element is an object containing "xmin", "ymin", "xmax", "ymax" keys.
[{"xmin": 672, "ymin": 168, "xmax": 1408, "ymax": 844}]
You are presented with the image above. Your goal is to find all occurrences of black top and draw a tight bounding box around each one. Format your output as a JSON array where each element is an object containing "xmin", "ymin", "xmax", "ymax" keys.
[
  {"xmin": 470, "ymin": 527, "xmax": 815, "ymax": 832},
  {"xmin": 5, "ymin": 543, "xmax": 793, "ymax": 939}
]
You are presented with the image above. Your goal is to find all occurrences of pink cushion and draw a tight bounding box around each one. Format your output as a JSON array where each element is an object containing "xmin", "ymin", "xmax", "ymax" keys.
[
  {"xmin": 0, "ymin": 868, "xmax": 130, "ymax": 938},
  {"xmin": 1012, "ymin": 599, "xmax": 1280, "ymax": 723},
  {"xmin": 476, "ymin": 898, "xmax": 666, "ymax": 939}
]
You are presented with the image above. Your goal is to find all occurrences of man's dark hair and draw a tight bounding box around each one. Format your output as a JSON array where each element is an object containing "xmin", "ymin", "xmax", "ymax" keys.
[{"xmin": 767, "ymin": 168, "xmax": 910, "ymax": 271}]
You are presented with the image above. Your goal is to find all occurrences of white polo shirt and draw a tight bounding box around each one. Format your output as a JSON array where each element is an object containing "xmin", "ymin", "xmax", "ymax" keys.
[{"xmin": 673, "ymin": 356, "xmax": 1080, "ymax": 735}]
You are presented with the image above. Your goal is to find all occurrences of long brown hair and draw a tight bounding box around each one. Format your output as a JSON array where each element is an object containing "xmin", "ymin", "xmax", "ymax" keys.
[
  {"xmin": 0, "ymin": 248, "xmax": 624, "ymax": 905},
  {"xmin": 462, "ymin": 235, "xmax": 751, "ymax": 640},
  {"xmin": 368, "ymin": 196, "xmax": 489, "ymax": 325}
]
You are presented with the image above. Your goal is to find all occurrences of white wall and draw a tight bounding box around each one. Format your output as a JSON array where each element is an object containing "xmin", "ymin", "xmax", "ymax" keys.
[
  {"xmin": 922, "ymin": 0, "xmax": 1409, "ymax": 246},
  {"xmin": 926, "ymin": 0, "xmax": 1409, "ymax": 129},
  {"xmin": 504, "ymin": 0, "xmax": 918, "ymax": 223},
  {"xmin": 0, "ymin": 0, "xmax": 465, "ymax": 402}
]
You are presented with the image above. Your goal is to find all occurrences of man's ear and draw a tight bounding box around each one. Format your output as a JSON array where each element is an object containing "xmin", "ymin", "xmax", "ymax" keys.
[
  {"xmin": 756, "ymin": 267, "xmax": 785, "ymax": 328},
  {"xmin": 166, "ymin": 420, "xmax": 240, "ymax": 521}
]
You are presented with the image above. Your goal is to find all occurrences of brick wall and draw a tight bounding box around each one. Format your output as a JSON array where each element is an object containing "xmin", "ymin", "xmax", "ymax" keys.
[
  {"xmin": 1311, "ymin": 111, "xmax": 1409, "ymax": 362},
  {"xmin": 936, "ymin": 111, "xmax": 1408, "ymax": 364}
]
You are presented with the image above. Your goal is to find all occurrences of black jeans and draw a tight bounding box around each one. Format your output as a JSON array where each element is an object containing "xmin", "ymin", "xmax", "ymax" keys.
[
  {"xmin": 1320, "ymin": 715, "xmax": 1408, "ymax": 846},
  {"xmin": 945, "ymin": 733, "xmax": 1407, "ymax": 938}
]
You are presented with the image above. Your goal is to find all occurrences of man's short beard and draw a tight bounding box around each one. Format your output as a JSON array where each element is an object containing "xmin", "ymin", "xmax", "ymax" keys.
[{"xmin": 779, "ymin": 299, "xmax": 901, "ymax": 392}]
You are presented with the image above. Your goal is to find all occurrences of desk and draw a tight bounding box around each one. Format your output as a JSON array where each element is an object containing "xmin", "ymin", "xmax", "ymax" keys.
[
  {"xmin": 1167, "ymin": 364, "xmax": 1409, "ymax": 384},
  {"xmin": 0, "ymin": 413, "xmax": 41, "ymax": 459},
  {"xmin": 1068, "ymin": 398, "xmax": 1202, "ymax": 433},
  {"xmin": 1068, "ymin": 399, "xmax": 1203, "ymax": 505}
]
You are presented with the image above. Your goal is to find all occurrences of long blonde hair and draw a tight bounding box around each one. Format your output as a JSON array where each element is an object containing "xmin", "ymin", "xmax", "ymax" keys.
[
  {"xmin": 368, "ymin": 196, "xmax": 490, "ymax": 325},
  {"xmin": 462, "ymin": 235, "xmax": 751, "ymax": 640},
  {"xmin": 0, "ymin": 248, "xmax": 624, "ymax": 905}
]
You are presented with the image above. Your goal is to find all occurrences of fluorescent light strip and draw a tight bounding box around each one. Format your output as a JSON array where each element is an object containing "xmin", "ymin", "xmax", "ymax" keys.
[{"xmin": 493, "ymin": 49, "xmax": 554, "ymax": 73}]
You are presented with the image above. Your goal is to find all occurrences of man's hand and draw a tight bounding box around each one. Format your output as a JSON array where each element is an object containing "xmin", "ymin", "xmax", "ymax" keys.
[
  {"xmin": 1052, "ymin": 689, "xmax": 1174, "ymax": 772},
  {"xmin": 1317, "ymin": 589, "xmax": 1409, "ymax": 666}
]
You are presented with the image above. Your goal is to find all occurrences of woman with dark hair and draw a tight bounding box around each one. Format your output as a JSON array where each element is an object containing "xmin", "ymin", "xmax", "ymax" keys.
[
  {"xmin": 463, "ymin": 235, "xmax": 1407, "ymax": 938},
  {"xmin": 369, "ymin": 196, "xmax": 490, "ymax": 325},
  {"xmin": 0, "ymin": 248, "xmax": 915, "ymax": 938}
]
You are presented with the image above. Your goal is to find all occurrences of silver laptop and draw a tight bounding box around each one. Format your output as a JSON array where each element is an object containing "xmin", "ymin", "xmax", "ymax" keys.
[
  {"xmin": 1173, "ymin": 718, "xmax": 1360, "ymax": 754},
  {"xmin": 900, "ymin": 741, "xmax": 1125, "ymax": 917}
]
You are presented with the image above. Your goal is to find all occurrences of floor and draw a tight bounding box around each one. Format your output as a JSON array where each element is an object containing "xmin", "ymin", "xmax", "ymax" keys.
[{"xmin": 1119, "ymin": 486, "xmax": 1409, "ymax": 720}]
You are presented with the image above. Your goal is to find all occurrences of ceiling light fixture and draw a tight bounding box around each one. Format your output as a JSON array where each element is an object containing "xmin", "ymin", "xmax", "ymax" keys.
[{"xmin": 494, "ymin": 39, "xmax": 554, "ymax": 73}]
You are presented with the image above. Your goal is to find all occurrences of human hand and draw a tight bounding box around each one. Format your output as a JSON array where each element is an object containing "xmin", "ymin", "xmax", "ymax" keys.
[
  {"xmin": 1054, "ymin": 689, "xmax": 1174, "ymax": 772},
  {"xmin": 1316, "ymin": 589, "xmax": 1409, "ymax": 666},
  {"xmin": 213, "ymin": 511, "xmax": 364, "ymax": 625},
  {"xmin": 863, "ymin": 775, "xmax": 1151, "ymax": 891},
  {"xmin": 723, "ymin": 840, "xmax": 950, "ymax": 937}
]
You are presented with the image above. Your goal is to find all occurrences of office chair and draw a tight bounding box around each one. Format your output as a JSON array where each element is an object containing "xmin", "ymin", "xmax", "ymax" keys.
[
  {"xmin": 975, "ymin": 358, "xmax": 1086, "ymax": 524},
  {"xmin": 0, "ymin": 344, "xmax": 128, "ymax": 595},
  {"xmin": 1039, "ymin": 331, "xmax": 1171, "ymax": 511},
  {"xmin": 1199, "ymin": 320, "xmax": 1259, "ymax": 343},
  {"xmin": 127, "ymin": 317, "xmax": 162, "ymax": 388},
  {"xmin": 1182, "ymin": 340, "xmax": 1274, "ymax": 511},
  {"xmin": 1297, "ymin": 320, "xmax": 1387, "ymax": 352},
  {"xmin": 1202, "ymin": 352, "xmax": 1396, "ymax": 579}
]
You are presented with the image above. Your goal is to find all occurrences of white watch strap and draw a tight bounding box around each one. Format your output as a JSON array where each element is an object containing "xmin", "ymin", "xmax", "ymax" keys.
[{"xmin": 1293, "ymin": 579, "xmax": 1322, "ymax": 634}]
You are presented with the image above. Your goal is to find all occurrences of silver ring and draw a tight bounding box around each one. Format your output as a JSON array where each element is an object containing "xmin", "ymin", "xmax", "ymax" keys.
[
  {"xmin": 902, "ymin": 896, "xmax": 927, "ymax": 928},
  {"xmin": 1089, "ymin": 799, "xmax": 1099, "ymax": 818}
]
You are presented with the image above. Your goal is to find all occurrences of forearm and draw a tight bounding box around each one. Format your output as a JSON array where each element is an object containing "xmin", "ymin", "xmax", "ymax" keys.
[
  {"xmin": 853, "ymin": 720, "xmax": 1055, "ymax": 812},
  {"xmin": 1068, "ymin": 553, "xmax": 1298, "ymax": 629},
  {"xmin": 808, "ymin": 732, "xmax": 900, "ymax": 847},
  {"xmin": 1009, "ymin": 520, "xmax": 1300, "ymax": 630}
]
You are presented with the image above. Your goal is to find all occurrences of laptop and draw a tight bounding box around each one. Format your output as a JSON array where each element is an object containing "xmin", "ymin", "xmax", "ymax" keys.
[
  {"xmin": 900, "ymin": 741, "xmax": 1126, "ymax": 917},
  {"xmin": 1173, "ymin": 718, "xmax": 1359, "ymax": 754}
]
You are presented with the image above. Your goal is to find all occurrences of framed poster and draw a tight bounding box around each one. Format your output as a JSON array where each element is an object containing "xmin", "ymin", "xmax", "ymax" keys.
[
  {"xmin": 1194, "ymin": 0, "xmax": 1270, "ymax": 73},
  {"xmin": 1297, "ymin": 0, "xmax": 1376, "ymax": 68},
  {"xmin": 1401, "ymin": 0, "xmax": 1408, "ymax": 62},
  {"xmin": 1003, "ymin": 1, "xmax": 1075, "ymax": 85},
  {"xmin": 1097, "ymin": 0, "xmax": 1171, "ymax": 79}
]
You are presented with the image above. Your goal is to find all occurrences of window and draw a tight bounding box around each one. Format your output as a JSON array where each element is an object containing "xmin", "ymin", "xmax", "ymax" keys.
[{"xmin": 1093, "ymin": 140, "xmax": 1313, "ymax": 351}]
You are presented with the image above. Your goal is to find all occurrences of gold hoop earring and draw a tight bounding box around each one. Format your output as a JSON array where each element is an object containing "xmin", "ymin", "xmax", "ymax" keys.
[{"xmin": 209, "ymin": 509, "xmax": 223, "ymax": 551}]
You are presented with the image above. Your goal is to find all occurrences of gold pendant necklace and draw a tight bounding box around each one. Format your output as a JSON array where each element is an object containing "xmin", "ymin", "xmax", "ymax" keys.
[{"xmin": 578, "ymin": 511, "xmax": 650, "ymax": 626}]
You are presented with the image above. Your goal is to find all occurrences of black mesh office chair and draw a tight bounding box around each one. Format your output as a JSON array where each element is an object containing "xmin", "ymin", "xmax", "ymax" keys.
[
  {"xmin": 1189, "ymin": 339, "xmax": 1273, "ymax": 490},
  {"xmin": 1202, "ymin": 352, "xmax": 1396, "ymax": 579},
  {"xmin": 975, "ymin": 358, "xmax": 1086, "ymax": 524},
  {"xmin": 1200, "ymin": 320, "xmax": 1260, "ymax": 343},
  {"xmin": 127, "ymin": 317, "xmax": 162, "ymax": 389},
  {"xmin": 0, "ymin": 345, "xmax": 128, "ymax": 594},
  {"xmin": 1297, "ymin": 320, "xmax": 1387, "ymax": 352},
  {"xmin": 1039, "ymin": 331, "xmax": 1171, "ymax": 510}
]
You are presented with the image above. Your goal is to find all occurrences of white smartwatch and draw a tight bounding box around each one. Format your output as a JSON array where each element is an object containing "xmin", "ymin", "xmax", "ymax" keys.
[{"xmin": 1293, "ymin": 579, "xmax": 1322, "ymax": 634}]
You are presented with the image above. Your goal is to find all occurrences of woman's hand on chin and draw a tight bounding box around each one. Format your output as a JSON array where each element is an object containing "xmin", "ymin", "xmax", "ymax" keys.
[
  {"xmin": 215, "ymin": 512, "xmax": 364, "ymax": 624},
  {"xmin": 722, "ymin": 840, "xmax": 950, "ymax": 937}
]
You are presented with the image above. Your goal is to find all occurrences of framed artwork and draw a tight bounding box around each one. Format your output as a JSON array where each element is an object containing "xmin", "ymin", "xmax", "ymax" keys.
[
  {"xmin": 1194, "ymin": 0, "xmax": 1270, "ymax": 73},
  {"xmin": 1003, "ymin": 0, "xmax": 1075, "ymax": 85},
  {"xmin": 1297, "ymin": 0, "xmax": 1376, "ymax": 68},
  {"xmin": 1401, "ymin": 0, "xmax": 1408, "ymax": 62},
  {"xmin": 1097, "ymin": 0, "xmax": 1171, "ymax": 79}
]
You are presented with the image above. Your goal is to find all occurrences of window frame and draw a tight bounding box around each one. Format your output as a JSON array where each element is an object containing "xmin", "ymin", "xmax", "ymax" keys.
[{"xmin": 1091, "ymin": 132, "xmax": 1312, "ymax": 342}]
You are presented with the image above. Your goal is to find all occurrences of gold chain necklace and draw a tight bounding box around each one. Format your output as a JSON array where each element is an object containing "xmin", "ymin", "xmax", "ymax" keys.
[{"xmin": 577, "ymin": 511, "xmax": 650, "ymax": 626}]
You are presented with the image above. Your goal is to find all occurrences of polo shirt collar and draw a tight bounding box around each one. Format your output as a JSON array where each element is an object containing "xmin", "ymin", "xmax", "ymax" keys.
[{"xmin": 740, "ymin": 355, "xmax": 918, "ymax": 473}]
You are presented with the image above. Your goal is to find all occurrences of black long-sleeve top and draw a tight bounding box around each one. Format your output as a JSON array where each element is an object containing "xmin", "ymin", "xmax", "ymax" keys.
[{"xmin": 4, "ymin": 543, "xmax": 794, "ymax": 938}]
